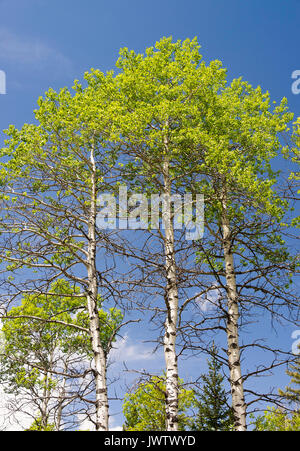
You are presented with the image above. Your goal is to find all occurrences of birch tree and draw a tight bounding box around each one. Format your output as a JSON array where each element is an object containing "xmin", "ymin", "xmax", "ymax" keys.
[
  {"xmin": 0, "ymin": 74, "xmax": 123, "ymax": 430},
  {"xmin": 182, "ymin": 79, "xmax": 298, "ymax": 430},
  {"xmin": 108, "ymin": 38, "xmax": 296, "ymax": 430},
  {"xmin": 106, "ymin": 37, "xmax": 226, "ymax": 431},
  {"xmin": 0, "ymin": 279, "xmax": 122, "ymax": 430}
]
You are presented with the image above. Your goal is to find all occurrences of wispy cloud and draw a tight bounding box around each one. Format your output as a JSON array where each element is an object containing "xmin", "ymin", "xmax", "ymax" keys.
[
  {"xmin": 0, "ymin": 28, "xmax": 72, "ymax": 74},
  {"xmin": 196, "ymin": 286, "xmax": 221, "ymax": 312},
  {"xmin": 110, "ymin": 335, "xmax": 158, "ymax": 363}
]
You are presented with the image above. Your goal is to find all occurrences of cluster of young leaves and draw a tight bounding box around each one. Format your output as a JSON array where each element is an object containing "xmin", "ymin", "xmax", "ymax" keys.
[
  {"xmin": 123, "ymin": 350, "xmax": 234, "ymax": 432},
  {"xmin": 0, "ymin": 68, "xmax": 121, "ymax": 277},
  {"xmin": 288, "ymin": 117, "xmax": 300, "ymax": 228},
  {"xmin": 86, "ymin": 37, "xmax": 228, "ymax": 195},
  {"xmin": 103, "ymin": 37, "xmax": 297, "ymax": 295},
  {"xmin": 123, "ymin": 375, "xmax": 195, "ymax": 431},
  {"xmin": 290, "ymin": 117, "xmax": 300, "ymax": 185},
  {"xmin": 73, "ymin": 306, "xmax": 123, "ymax": 357},
  {"xmin": 252, "ymin": 407, "xmax": 300, "ymax": 431},
  {"xmin": 111, "ymin": 38, "xmax": 292, "ymax": 214},
  {"xmin": 25, "ymin": 418, "xmax": 56, "ymax": 432},
  {"xmin": 1, "ymin": 70, "xmax": 116, "ymax": 184},
  {"xmin": 0, "ymin": 279, "xmax": 122, "ymax": 393}
]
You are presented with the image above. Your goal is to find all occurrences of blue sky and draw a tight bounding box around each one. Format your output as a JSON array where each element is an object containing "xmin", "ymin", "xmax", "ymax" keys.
[
  {"xmin": 0, "ymin": 0, "xmax": 299, "ymax": 430},
  {"xmin": 0, "ymin": 0, "xmax": 299, "ymax": 132}
]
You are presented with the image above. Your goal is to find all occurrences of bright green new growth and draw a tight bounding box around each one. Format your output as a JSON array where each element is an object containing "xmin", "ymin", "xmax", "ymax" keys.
[
  {"xmin": 0, "ymin": 36, "xmax": 298, "ymax": 431},
  {"xmin": 1, "ymin": 279, "xmax": 122, "ymax": 372},
  {"xmin": 25, "ymin": 418, "xmax": 56, "ymax": 432},
  {"xmin": 107, "ymin": 37, "xmax": 292, "ymax": 214},
  {"xmin": 290, "ymin": 117, "xmax": 300, "ymax": 185},
  {"xmin": 0, "ymin": 280, "xmax": 122, "ymax": 429},
  {"xmin": 253, "ymin": 407, "xmax": 300, "ymax": 431},
  {"xmin": 123, "ymin": 375, "xmax": 195, "ymax": 431}
]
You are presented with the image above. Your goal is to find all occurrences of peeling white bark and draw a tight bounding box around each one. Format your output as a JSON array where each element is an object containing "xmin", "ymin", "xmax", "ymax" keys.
[
  {"xmin": 221, "ymin": 191, "xmax": 247, "ymax": 431},
  {"xmin": 162, "ymin": 143, "xmax": 179, "ymax": 431},
  {"xmin": 56, "ymin": 374, "xmax": 66, "ymax": 431},
  {"xmin": 41, "ymin": 369, "xmax": 51, "ymax": 430},
  {"xmin": 87, "ymin": 142, "xmax": 109, "ymax": 431}
]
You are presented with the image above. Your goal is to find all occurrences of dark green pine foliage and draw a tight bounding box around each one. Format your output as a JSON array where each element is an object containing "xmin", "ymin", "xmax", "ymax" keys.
[
  {"xmin": 193, "ymin": 348, "xmax": 234, "ymax": 431},
  {"xmin": 279, "ymin": 355, "xmax": 300, "ymax": 410}
]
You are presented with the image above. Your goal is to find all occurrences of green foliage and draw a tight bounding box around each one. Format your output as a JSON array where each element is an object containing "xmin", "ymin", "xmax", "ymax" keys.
[
  {"xmin": 25, "ymin": 418, "xmax": 55, "ymax": 431},
  {"xmin": 252, "ymin": 407, "xmax": 300, "ymax": 431},
  {"xmin": 193, "ymin": 349, "xmax": 234, "ymax": 431},
  {"xmin": 290, "ymin": 117, "xmax": 300, "ymax": 183},
  {"xmin": 0, "ymin": 68, "xmax": 118, "ymax": 274},
  {"xmin": 0, "ymin": 280, "xmax": 122, "ymax": 429},
  {"xmin": 288, "ymin": 117, "xmax": 300, "ymax": 228},
  {"xmin": 109, "ymin": 37, "xmax": 293, "ymax": 218},
  {"xmin": 253, "ymin": 355, "xmax": 300, "ymax": 431},
  {"xmin": 1, "ymin": 279, "xmax": 123, "ymax": 394},
  {"xmin": 123, "ymin": 375, "xmax": 195, "ymax": 431},
  {"xmin": 279, "ymin": 356, "xmax": 300, "ymax": 408},
  {"xmin": 0, "ymin": 36, "xmax": 298, "ymax": 431}
]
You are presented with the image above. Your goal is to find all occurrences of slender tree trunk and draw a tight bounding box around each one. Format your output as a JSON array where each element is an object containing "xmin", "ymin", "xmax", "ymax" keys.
[
  {"xmin": 162, "ymin": 141, "xmax": 179, "ymax": 431},
  {"xmin": 87, "ymin": 141, "xmax": 109, "ymax": 431},
  {"xmin": 41, "ymin": 370, "xmax": 50, "ymax": 430},
  {"xmin": 56, "ymin": 373, "xmax": 66, "ymax": 431},
  {"xmin": 41, "ymin": 351, "xmax": 54, "ymax": 430},
  {"xmin": 221, "ymin": 189, "xmax": 247, "ymax": 431}
]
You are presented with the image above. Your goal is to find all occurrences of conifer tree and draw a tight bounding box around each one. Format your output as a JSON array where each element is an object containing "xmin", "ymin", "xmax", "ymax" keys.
[
  {"xmin": 279, "ymin": 356, "xmax": 300, "ymax": 410},
  {"xmin": 193, "ymin": 348, "xmax": 234, "ymax": 431}
]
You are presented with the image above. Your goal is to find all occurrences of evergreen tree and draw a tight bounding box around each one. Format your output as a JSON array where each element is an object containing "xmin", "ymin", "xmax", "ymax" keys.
[
  {"xmin": 193, "ymin": 348, "xmax": 234, "ymax": 431},
  {"xmin": 279, "ymin": 355, "xmax": 300, "ymax": 410}
]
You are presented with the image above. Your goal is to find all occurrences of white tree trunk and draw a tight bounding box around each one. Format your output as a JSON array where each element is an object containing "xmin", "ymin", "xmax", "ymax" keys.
[
  {"xmin": 87, "ymin": 142, "xmax": 109, "ymax": 431},
  {"xmin": 41, "ymin": 369, "xmax": 50, "ymax": 430},
  {"xmin": 221, "ymin": 193, "xmax": 247, "ymax": 431},
  {"xmin": 162, "ymin": 149, "xmax": 179, "ymax": 431},
  {"xmin": 55, "ymin": 374, "xmax": 66, "ymax": 431}
]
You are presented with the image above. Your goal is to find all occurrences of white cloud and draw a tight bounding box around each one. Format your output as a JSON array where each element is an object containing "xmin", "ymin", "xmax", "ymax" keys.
[
  {"xmin": 76, "ymin": 415, "xmax": 123, "ymax": 432},
  {"xmin": 76, "ymin": 416, "xmax": 95, "ymax": 432},
  {"xmin": 0, "ymin": 28, "xmax": 72, "ymax": 73},
  {"xmin": 196, "ymin": 286, "xmax": 221, "ymax": 312},
  {"xmin": 110, "ymin": 335, "xmax": 157, "ymax": 363},
  {"xmin": 109, "ymin": 416, "xmax": 123, "ymax": 431},
  {"xmin": 197, "ymin": 297, "xmax": 213, "ymax": 312},
  {"xmin": 0, "ymin": 389, "xmax": 33, "ymax": 431}
]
